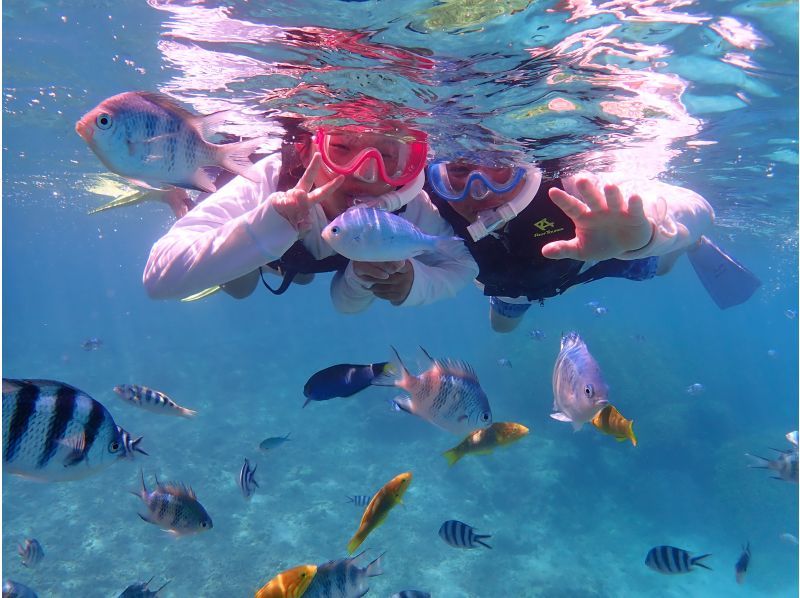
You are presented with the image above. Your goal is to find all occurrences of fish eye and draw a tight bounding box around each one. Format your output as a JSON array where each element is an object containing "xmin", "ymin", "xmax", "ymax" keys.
[
  {"xmin": 95, "ymin": 113, "xmax": 112, "ymax": 130},
  {"xmin": 108, "ymin": 440, "xmax": 121, "ymax": 453},
  {"xmin": 330, "ymin": 226, "xmax": 340, "ymax": 235},
  {"xmin": 584, "ymin": 384, "xmax": 594, "ymax": 398},
  {"xmin": 481, "ymin": 411, "xmax": 491, "ymax": 422},
  {"xmin": 201, "ymin": 521, "xmax": 208, "ymax": 528}
]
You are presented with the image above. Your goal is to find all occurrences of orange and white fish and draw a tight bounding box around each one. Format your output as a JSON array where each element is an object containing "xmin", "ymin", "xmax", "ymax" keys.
[
  {"xmin": 254, "ymin": 564, "xmax": 317, "ymax": 598},
  {"xmin": 387, "ymin": 347, "xmax": 493, "ymax": 436},
  {"xmin": 590, "ymin": 405, "xmax": 637, "ymax": 447},
  {"xmin": 443, "ymin": 422, "xmax": 529, "ymax": 466},
  {"xmin": 76, "ymin": 91, "xmax": 261, "ymax": 192},
  {"xmin": 347, "ymin": 471, "xmax": 412, "ymax": 554},
  {"xmin": 113, "ymin": 384, "xmax": 197, "ymax": 418}
]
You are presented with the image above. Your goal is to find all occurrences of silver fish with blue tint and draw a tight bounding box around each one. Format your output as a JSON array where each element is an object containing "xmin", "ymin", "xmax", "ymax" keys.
[
  {"xmin": 438, "ymin": 520, "xmax": 492, "ymax": 549},
  {"xmin": 322, "ymin": 206, "xmax": 461, "ymax": 262},
  {"xmin": 259, "ymin": 433, "xmax": 291, "ymax": 451},
  {"xmin": 645, "ymin": 546, "xmax": 711, "ymax": 574},
  {"xmin": 302, "ymin": 552, "xmax": 383, "ymax": 598},
  {"xmin": 2, "ymin": 379, "xmax": 146, "ymax": 482},
  {"xmin": 239, "ymin": 457, "xmax": 259, "ymax": 500},
  {"xmin": 551, "ymin": 333, "xmax": 609, "ymax": 430},
  {"xmin": 17, "ymin": 539, "xmax": 44, "ymax": 569},
  {"xmin": 134, "ymin": 470, "xmax": 213, "ymax": 536}
]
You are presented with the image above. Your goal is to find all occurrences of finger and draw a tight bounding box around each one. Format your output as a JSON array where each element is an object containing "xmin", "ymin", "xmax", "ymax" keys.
[
  {"xmin": 353, "ymin": 262, "xmax": 391, "ymax": 279},
  {"xmin": 627, "ymin": 194, "xmax": 647, "ymax": 223},
  {"xmin": 541, "ymin": 238, "xmax": 583, "ymax": 260},
  {"xmin": 604, "ymin": 184, "xmax": 624, "ymax": 213},
  {"xmin": 575, "ymin": 178, "xmax": 607, "ymax": 212},
  {"xmin": 295, "ymin": 152, "xmax": 321, "ymax": 193},
  {"xmin": 307, "ymin": 175, "xmax": 345, "ymax": 205},
  {"xmin": 285, "ymin": 188, "xmax": 309, "ymax": 220},
  {"xmin": 549, "ymin": 188, "xmax": 590, "ymax": 221}
]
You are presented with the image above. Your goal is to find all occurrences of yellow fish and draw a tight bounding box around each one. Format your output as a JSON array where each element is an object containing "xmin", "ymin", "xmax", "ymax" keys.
[
  {"xmin": 254, "ymin": 564, "xmax": 317, "ymax": 598},
  {"xmin": 590, "ymin": 405, "xmax": 637, "ymax": 447},
  {"xmin": 347, "ymin": 471, "xmax": 412, "ymax": 554},
  {"xmin": 443, "ymin": 422, "xmax": 529, "ymax": 466}
]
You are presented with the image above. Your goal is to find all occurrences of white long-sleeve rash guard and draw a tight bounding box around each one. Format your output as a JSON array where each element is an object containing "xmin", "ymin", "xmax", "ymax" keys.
[{"xmin": 142, "ymin": 154, "xmax": 479, "ymax": 313}]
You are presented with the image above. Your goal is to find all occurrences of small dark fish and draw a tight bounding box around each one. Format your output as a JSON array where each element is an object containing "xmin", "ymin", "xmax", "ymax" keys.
[
  {"xmin": 735, "ymin": 542, "xmax": 751, "ymax": 584},
  {"xmin": 303, "ymin": 362, "xmax": 394, "ymax": 407},
  {"xmin": 438, "ymin": 520, "xmax": 491, "ymax": 549},
  {"xmin": 118, "ymin": 577, "xmax": 171, "ymax": 597},
  {"xmin": 497, "ymin": 358, "xmax": 512, "ymax": 368},
  {"xmin": 2, "ymin": 579, "xmax": 38, "ymax": 598},
  {"xmin": 346, "ymin": 494, "xmax": 373, "ymax": 507},
  {"xmin": 259, "ymin": 433, "xmax": 291, "ymax": 451},
  {"xmin": 645, "ymin": 546, "xmax": 711, "ymax": 574},
  {"xmin": 391, "ymin": 592, "xmax": 431, "ymax": 598},
  {"xmin": 17, "ymin": 538, "xmax": 44, "ymax": 568},
  {"xmin": 239, "ymin": 458, "xmax": 259, "ymax": 500},
  {"xmin": 81, "ymin": 337, "xmax": 103, "ymax": 351},
  {"xmin": 528, "ymin": 329, "xmax": 546, "ymax": 341}
]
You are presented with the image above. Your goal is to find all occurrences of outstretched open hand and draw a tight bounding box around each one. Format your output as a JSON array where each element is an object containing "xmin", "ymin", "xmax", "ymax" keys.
[{"xmin": 542, "ymin": 178, "xmax": 654, "ymax": 261}]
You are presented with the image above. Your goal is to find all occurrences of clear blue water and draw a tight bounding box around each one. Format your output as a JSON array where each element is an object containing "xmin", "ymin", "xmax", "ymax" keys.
[{"xmin": 2, "ymin": 0, "xmax": 798, "ymax": 596}]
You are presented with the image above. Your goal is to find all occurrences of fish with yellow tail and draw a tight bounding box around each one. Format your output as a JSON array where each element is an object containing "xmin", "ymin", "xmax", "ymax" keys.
[
  {"xmin": 347, "ymin": 471, "xmax": 412, "ymax": 554},
  {"xmin": 443, "ymin": 422, "xmax": 529, "ymax": 466},
  {"xmin": 254, "ymin": 564, "xmax": 317, "ymax": 598},
  {"xmin": 590, "ymin": 405, "xmax": 637, "ymax": 447}
]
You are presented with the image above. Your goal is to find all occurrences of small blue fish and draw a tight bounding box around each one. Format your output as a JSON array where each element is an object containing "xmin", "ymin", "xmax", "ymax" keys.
[
  {"xmin": 686, "ymin": 383, "xmax": 705, "ymax": 396},
  {"xmin": 346, "ymin": 495, "xmax": 373, "ymax": 507},
  {"xmin": 735, "ymin": 542, "xmax": 751, "ymax": 584},
  {"xmin": 18, "ymin": 539, "xmax": 44, "ymax": 568},
  {"xmin": 528, "ymin": 329, "xmax": 547, "ymax": 341},
  {"xmin": 2, "ymin": 579, "xmax": 38, "ymax": 598},
  {"xmin": 586, "ymin": 301, "xmax": 600, "ymax": 309},
  {"xmin": 497, "ymin": 358, "xmax": 512, "ymax": 368},
  {"xmin": 645, "ymin": 546, "xmax": 711, "ymax": 574},
  {"xmin": 321, "ymin": 206, "xmax": 463, "ymax": 262},
  {"xmin": 303, "ymin": 362, "xmax": 394, "ymax": 408},
  {"xmin": 391, "ymin": 592, "xmax": 431, "ymax": 598},
  {"xmin": 594, "ymin": 306, "xmax": 608, "ymax": 316},
  {"xmin": 259, "ymin": 433, "xmax": 291, "ymax": 451},
  {"xmin": 767, "ymin": 349, "xmax": 778, "ymax": 359},
  {"xmin": 118, "ymin": 577, "xmax": 171, "ymax": 597},
  {"xmin": 81, "ymin": 337, "xmax": 103, "ymax": 351},
  {"xmin": 439, "ymin": 520, "xmax": 491, "ymax": 549},
  {"xmin": 239, "ymin": 458, "xmax": 259, "ymax": 500}
]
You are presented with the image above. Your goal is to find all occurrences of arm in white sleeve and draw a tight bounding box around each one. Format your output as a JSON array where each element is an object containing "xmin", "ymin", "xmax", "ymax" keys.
[
  {"xmin": 143, "ymin": 155, "xmax": 299, "ymax": 299},
  {"xmin": 563, "ymin": 174, "xmax": 715, "ymax": 260},
  {"xmin": 330, "ymin": 264, "xmax": 377, "ymax": 314}
]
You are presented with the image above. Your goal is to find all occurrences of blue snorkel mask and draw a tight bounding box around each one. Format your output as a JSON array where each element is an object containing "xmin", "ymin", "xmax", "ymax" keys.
[{"xmin": 427, "ymin": 161, "xmax": 525, "ymax": 201}]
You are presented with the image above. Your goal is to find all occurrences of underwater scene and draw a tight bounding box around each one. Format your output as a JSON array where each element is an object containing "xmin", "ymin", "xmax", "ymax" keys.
[{"xmin": 2, "ymin": 0, "xmax": 798, "ymax": 596}]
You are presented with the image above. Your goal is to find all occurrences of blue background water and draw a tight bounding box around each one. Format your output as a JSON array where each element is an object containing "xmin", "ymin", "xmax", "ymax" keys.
[{"xmin": 2, "ymin": 1, "xmax": 798, "ymax": 596}]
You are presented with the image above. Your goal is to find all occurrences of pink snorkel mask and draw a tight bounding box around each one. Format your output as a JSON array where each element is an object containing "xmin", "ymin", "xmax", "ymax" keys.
[{"xmin": 315, "ymin": 127, "xmax": 428, "ymax": 187}]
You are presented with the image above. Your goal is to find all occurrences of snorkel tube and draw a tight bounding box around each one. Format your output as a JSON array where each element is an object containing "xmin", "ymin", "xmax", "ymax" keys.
[
  {"xmin": 466, "ymin": 165, "xmax": 542, "ymax": 242},
  {"xmin": 353, "ymin": 169, "xmax": 426, "ymax": 212}
]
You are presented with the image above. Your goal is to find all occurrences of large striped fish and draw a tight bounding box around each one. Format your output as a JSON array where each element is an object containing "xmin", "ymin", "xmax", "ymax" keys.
[
  {"xmin": 302, "ymin": 552, "xmax": 383, "ymax": 598},
  {"xmin": 2, "ymin": 379, "xmax": 146, "ymax": 482},
  {"xmin": 551, "ymin": 332, "xmax": 609, "ymax": 430},
  {"xmin": 645, "ymin": 546, "xmax": 711, "ymax": 574}
]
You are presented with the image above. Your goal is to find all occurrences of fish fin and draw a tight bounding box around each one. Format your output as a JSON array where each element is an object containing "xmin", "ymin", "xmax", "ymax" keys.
[
  {"xmin": 215, "ymin": 137, "xmax": 264, "ymax": 182},
  {"xmin": 181, "ymin": 286, "xmax": 222, "ymax": 302},
  {"xmin": 191, "ymin": 109, "xmax": 237, "ymax": 140},
  {"xmin": 628, "ymin": 421, "xmax": 637, "ymax": 447},
  {"xmin": 189, "ymin": 168, "xmax": 217, "ymax": 193},
  {"xmin": 571, "ymin": 420, "xmax": 584, "ymax": 431},
  {"xmin": 365, "ymin": 552, "xmax": 385, "ymax": 577},
  {"xmin": 125, "ymin": 178, "xmax": 172, "ymax": 191},
  {"xmin": 87, "ymin": 190, "xmax": 154, "ymax": 214},
  {"xmin": 474, "ymin": 535, "xmax": 492, "ymax": 549},
  {"xmin": 154, "ymin": 579, "xmax": 172, "ymax": 594},
  {"xmin": 443, "ymin": 448, "xmax": 462, "ymax": 466},
  {"xmin": 178, "ymin": 406, "xmax": 198, "ymax": 417},
  {"xmin": 160, "ymin": 481, "xmax": 196, "ymax": 499},
  {"xmin": 302, "ymin": 397, "xmax": 313, "ymax": 408},
  {"xmin": 389, "ymin": 346, "xmax": 412, "ymax": 380},
  {"xmin": 433, "ymin": 235, "xmax": 470, "ymax": 258},
  {"xmin": 59, "ymin": 433, "xmax": 88, "ymax": 467},
  {"xmin": 560, "ymin": 331, "xmax": 581, "ymax": 350},
  {"xmin": 137, "ymin": 91, "xmax": 198, "ymax": 120},
  {"xmin": 391, "ymin": 396, "xmax": 415, "ymax": 415},
  {"xmin": 691, "ymin": 554, "xmax": 712, "ymax": 570},
  {"xmin": 745, "ymin": 453, "xmax": 770, "ymax": 468},
  {"xmin": 137, "ymin": 512, "xmax": 155, "ymax": 524},
  {"xmin": 431, "ymin": 357, "xmax": 479, "ymax": 382},
  {"xmin": 550, "ymin": 412, "xmax": 572, "ymax": 423}
]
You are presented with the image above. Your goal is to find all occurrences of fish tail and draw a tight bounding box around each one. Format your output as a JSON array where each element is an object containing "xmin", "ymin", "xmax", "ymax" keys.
[
  {"xmin": 215, "ymin": 137, "xmax": 264, "ymax": 183},
  {"xmin": 135, "ymin": 467, "xmax": 147, "ymax": 498},
  {"xmin": 370, "ymin": 361, "xmax": 398, "ymax": 387},
  {"xmin": 178, "ymin": 406, "xmax": 198, "ymax": 418},
  {"xmin": 433, "ymin": 235, "xmax": 469, "ymax": 258},
  {"xmin": 347, "ymin": 533, "xmax": 365, "ymax": 555},
  {"xmin": 443, "ymin": 448, "xmax": 462, "ymax": 466},
  {"xmin": 691, "ymin": 554, "xmax": 712, "ymax": 570},
  {"xmin": 474, "ymin": 534, "xmax": 492, "ymax": 549},
  {"xmin": 745, "ymin": 453, "xmax": 769, "ymax": 468},
  {"xmin": 386, "ymin": 346, "xmax": 415, "ymax": 391},
  {"xmin": 365, "ymin": 552, "xmax": 385, "ymax": 577},
  {"xmin": 628, "ymin": 420, "xmax": 637, "ymax": 447}
]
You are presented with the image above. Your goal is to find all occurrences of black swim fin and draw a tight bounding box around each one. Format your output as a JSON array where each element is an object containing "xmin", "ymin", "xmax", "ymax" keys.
[{"xmin": 687, "ymin": 236, "xmax": 761, "ymax": 309}]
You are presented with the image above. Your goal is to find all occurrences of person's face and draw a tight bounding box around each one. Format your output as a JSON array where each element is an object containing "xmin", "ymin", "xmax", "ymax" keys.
[{"xmin": 444, "ymin": 163, "xmax": 524, "ymax": 223}]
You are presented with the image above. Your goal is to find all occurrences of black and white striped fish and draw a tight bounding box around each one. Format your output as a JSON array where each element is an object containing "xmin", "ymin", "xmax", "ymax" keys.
[
  {"xmin": 134, "ymin": 470, "xmax": 213, "ymax": 536},
  {"xmin": 346, "ymin": 495, "xmax": 373, "ymax": 507},
  {"xmin": 2, "ymin": 379, "xmax": 146, "ymax": 482},
  {"xmin": 438, "ymin": 520, "xmax": 492, "ymax": 549},
  {"xmin": 113, "ymin": 385, "xmax": 197, "ymax": 418},
  {"xmin": 239, "ymin": 458, "xmax": 259, "ymax": 500},
  {"xmin": 390, "ymin": 591, "xmax": 431, "ymax": 598},
  {"xmin": 302, "ymin": 551, "xmax": 383, "ymax": 598},
  {"xmin": 17, "ymin": 538, "xmax": 44, "ymax": 568},
  {"xmin": 645, "ymin": 546, "xmax": 711, "ymax": 574}
]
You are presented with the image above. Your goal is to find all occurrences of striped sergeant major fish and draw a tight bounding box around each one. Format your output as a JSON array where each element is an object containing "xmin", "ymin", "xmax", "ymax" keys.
[
  {"xmin": 735, "ymin": 542, "xmax": 751, "ymax": 584},
  {"xmin": 113, "ymin": 384, "xmax": 197, "ymax": 418},
  {"xmin": 302, "ymin": 552, "xmax": 383, "ymax": 598},
  {"xmin": 17, "ymin": 538, "xmax": 44, "ymax": 568},
  {"xmin": 3, "ymin": 378, "xmax": 146, "ymax": 482},
  {"xmin": 438, "ymin": 520, "xmax": 492, "ymax": 549},
  {"xmin": 746, "ymin": 448, "xmax": 798, "ymax": 483},
  {"xmin": 390, "ymin": 591, "xmax": 431, "ymax": 598},
  {"xmin": 346, "ymin": 495, "xmax": 373, "ymax": 507},
  {"xmin": 239, "ymin": 458, "xmax": 259, "ymax": 500},
  {"xmin": 645, "ymin": 546, "xmax": 711, "ymax": 574}
]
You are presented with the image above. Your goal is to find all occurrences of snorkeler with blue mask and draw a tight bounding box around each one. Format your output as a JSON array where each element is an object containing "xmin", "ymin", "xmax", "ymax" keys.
[{"xmin": 425, "ymin": 157, "xmax": 760, "ymax": 332}]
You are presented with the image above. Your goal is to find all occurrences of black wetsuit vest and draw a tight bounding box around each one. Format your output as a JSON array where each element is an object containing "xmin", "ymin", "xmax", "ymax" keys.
[{"xmin": 429, "ymin": 177, "xmax": 657, "ymax": 302}]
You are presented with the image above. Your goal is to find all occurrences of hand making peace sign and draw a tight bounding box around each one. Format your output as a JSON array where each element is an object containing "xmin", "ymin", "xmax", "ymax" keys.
[{"xmin": 272, "ymin": 152, "xmax": 345, "ymax": 232}]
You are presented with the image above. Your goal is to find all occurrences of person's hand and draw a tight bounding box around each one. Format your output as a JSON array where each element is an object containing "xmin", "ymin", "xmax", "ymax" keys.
[
  {"xmin": 353, "ymin": 260, "xmax": 414, "ymax": 305},
  {"xmin": 542, "ymin": 178, "xmax": 654, "ymax": 261},
  {"xmin": 272, "ymin": 152, "xmax": 344, "ymax": 232}
]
